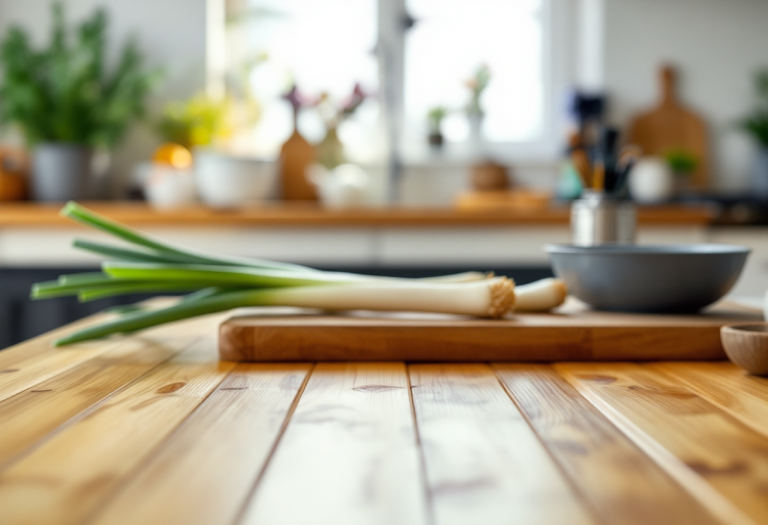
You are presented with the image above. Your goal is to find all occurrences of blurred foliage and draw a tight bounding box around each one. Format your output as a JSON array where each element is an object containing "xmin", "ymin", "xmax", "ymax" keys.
[
  {"xmin": 427, "ymin": 106, "xmax": 447, "ymax": 133},
  {"xmin": 0, "ymin": 2, "xmax": 160, "ymax": 148},
  {"xmin": 664, "ymin": 148, "xmax": 698, "ymax": 176},
  {"xmin": 740, "ymin": 69, "xmax": 768, "ymax": 148},
  {"xmin": 156, "ymin": 94, "xmax": 233, "ymax": 149}
]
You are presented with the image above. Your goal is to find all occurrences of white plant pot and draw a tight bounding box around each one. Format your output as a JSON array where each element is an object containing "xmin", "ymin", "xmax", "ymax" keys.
[
  {"xmin": 194, "ymin": 150, "xmax": 277, "ymax": 208},
  {"xmin": 628, "ymin": 156, "xmax": 674, "ymax": 204}
]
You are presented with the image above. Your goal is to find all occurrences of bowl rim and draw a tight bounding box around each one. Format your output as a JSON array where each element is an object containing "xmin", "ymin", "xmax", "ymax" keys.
[
  {"xmin": 545, "ymin": 243, "xmax": 751, "ymax": 255},
  {"xmin": 722, "ymin": 323, "xmax": 768, "ymax": 335}
]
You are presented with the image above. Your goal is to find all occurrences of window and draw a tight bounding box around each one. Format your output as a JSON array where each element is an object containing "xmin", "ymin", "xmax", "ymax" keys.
[
  {"xmin": 404, "ymin": 0, "xmax": 545, "ymax": 143},
  {"xmin": 223, "ymin": 0, "xmax": 555, "ymax": 163}
]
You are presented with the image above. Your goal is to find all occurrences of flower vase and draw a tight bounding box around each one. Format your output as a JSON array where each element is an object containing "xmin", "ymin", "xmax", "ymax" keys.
[
  {"xmin": 316, "ymin": 127, "xmax": 346, "ymax": 170},
  {"xmin": 468, "ymin": 111, "xmax": 485, "ymax": 151}
]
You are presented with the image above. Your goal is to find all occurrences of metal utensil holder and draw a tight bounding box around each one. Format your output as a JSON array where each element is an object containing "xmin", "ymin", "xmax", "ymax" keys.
[{"xmin": 571, "ymin": 190, "xmax": 636, "ymax": 246}]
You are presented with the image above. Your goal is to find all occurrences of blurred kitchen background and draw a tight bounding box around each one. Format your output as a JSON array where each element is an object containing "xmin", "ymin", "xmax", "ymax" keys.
[{"xmin": 0, "ymin": 0, "xmax": 767, "ymax": 347}]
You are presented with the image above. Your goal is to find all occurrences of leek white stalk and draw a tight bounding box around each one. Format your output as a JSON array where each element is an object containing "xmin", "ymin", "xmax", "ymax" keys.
[
  {"xmin": 259, "ymin": 277, "xmax": 515, "ymax": 317},
  {"xmin": 513, "ymin": 278, "xmax": 567, "ymax": 312}
]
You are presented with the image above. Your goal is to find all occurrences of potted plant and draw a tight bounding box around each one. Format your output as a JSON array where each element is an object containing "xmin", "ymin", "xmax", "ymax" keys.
[
  {"xmin": 427, "ymin": 106, "xmax": 447, "ymax": 147},
  {"xmin": 739, "ymin": 69, "xmax": 768, "ymax": 199},
  {"xmin": 0, "ymin": 3, "xmax": 158, "ymax": 201},
  {"xmin": 664, "ymin": 148, "xmax": 698, "ymax": 194}
]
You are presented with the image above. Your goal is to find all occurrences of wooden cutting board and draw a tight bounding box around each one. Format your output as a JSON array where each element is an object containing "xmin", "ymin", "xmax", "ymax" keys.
[
  {"xmin": 218, "ymin": 300, "xmax": 761, "ymax": 362},
  {"xmin": 627, "ymin": 65, "xmax": 709, "ymax": 187}
]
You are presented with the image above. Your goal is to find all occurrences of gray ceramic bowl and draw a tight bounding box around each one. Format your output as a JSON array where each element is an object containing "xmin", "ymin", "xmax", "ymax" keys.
[{"xmin": 545, "ymin": 244, "xmax": 750, "ymax": 313}]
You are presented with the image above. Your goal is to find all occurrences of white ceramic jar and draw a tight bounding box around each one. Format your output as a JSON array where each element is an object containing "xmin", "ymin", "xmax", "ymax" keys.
[
  {"xmin": 140, "ymin": 163, "xmax": 198, "ymax": 209},
  {"xmin": 628, "ymin": 156, "xmax": 674, "ymax": 204}
]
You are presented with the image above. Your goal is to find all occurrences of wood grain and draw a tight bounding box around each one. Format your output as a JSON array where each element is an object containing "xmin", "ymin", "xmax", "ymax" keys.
[
  {"xmin": 0, "ymin": 310, "xmax": 219, "ymax": 404},
  {"xmin": 558, "ymin": 363, "xmax": 768, "ymax": 525},
  {"xmin": 89, "ymin": 363, "xmax": 311, "ymax": 525},
  {"xmin": 494, "ymin": 364, "xmax": 721, "ymax": 525},
  {"xmin": 655, "ymin": 362, "xmax": 768, "ymax": 439},
  {"xmin": 0, "ymin": 201, "xmax": 714, "ymax": 227},
  {"xmin": 0, "ymin": 335, "xmax": 199, "ymax": 470},
  {"xmin": 219, "ymin": 302, "xmax": 758, "ymax": 362},
  {"xmin": 0, "ymin": 336, "xmax": 236, "ymax": 525},
  {"xmin": 409, "ymin": 364, "xmax": 595, "ymax": 525},
  {"xmin": 0, "ymin": 311, "xmax": 110, "ymax": 370},
  {"xmin": 239, "ymin": 362, "xmax": 429, "ymax": 525}
]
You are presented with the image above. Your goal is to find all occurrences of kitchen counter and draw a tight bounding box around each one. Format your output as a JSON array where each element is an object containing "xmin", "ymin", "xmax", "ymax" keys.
[
  {"xmin": 1, "ymin": 310, "xmax": 768, "ymax": 524},
  {"xmin": 0, "ymin": 201, "xmax": 715, "ymax": 227}
]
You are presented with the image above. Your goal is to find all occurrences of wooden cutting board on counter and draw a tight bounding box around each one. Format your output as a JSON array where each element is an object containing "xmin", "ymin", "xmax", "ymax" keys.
[
  {"xmin": 627, "ymin": 65, "xmax": 709, "ymax": 187},
  {"xmin": 219, "ymin": 300, "xmax": 761, "ymax": 362}
]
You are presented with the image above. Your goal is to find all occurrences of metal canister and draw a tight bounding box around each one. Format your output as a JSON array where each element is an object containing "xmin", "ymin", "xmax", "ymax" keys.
[{"xmin": 571, "ymin": 190, "xmax": 636, "ymax": 246}]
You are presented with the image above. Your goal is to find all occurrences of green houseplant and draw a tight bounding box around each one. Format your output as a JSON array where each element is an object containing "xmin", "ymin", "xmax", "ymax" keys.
[
  {"xmin": 0, "ymin": 3, "xmax": 158, "ymax": 201},
  {"xmin": 739, "ymin": 69, "xmax": 768, "ymax": 198}
]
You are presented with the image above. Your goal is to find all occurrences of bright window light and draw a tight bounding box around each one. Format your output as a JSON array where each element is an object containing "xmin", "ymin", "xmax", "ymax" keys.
[
  {"xmin": 240, "ymin": 0, "xmax": 378, "ymax": 153},
  {"xmin": 404, "ymin": 0, "xmax": 545, "ymax": 143}
]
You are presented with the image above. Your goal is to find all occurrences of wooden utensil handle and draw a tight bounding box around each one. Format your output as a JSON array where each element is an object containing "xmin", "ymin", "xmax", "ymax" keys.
[{"xmin": 661, "ymin": 65, "xmax": 677, "ymax": 105}]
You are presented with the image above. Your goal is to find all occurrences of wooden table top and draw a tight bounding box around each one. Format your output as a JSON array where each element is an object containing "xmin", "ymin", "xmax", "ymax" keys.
[
  {"xmin": 0, "ymin": 201, "xmax": 715, "ymax": 227},
  {"xmin": 2, "ymin": 310, "xmax": 768, "ymax": 525}
]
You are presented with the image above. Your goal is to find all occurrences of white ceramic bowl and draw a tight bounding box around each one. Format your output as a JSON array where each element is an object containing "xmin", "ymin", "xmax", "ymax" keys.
[{"xmin": 194, "ymin": 150, "xmax": 277, "ymax": 208}]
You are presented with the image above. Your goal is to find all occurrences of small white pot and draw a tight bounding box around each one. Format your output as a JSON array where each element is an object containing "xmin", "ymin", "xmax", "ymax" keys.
[
  {"xmin": 140, "ymin": 163, "xmax": 198, "ymax": 209},
  {"xmin": 628, "ymin": 156, "xmax": 674, "ymax": 204},
  {"xmin": 308, "ymin": 163, "xmax": 374, "ymax": 208},
  {"xmin": 194, "ymin": 150, "xmax": 277, "ymax": 208}
]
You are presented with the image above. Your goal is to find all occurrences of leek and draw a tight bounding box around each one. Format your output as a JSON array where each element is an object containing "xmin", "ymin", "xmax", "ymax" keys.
[{"xmin": 31, "ymin": 202, "xmax": 567, "ymax": 346}]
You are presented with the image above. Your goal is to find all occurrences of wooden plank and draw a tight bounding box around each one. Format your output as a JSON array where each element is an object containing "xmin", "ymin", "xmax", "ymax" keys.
[
  {"xmin": 0, "ymin": 310, "xmax": 220, "ymax": 404},
  {"xmin": 409, "ymin": 364, "xmax": 595, "ymax": 525},
  {"xmin": 655, "ymin": 362, "xmax": 768, "ymax": 439},
  {"xmin": 239, "ymin": 363, "xmax": 429, "ymax": 525},
  {"xmin": 0, "ymin": 335, "xmax": 236, "ymax": 525},
  {"xmin": 89, "ymin": 363, "xmax": 312, "ymax": 525},
  {"xmin": 0, "ymin": 311, "xmax": 110, "ymax": 370},
  {"xmin": 219, "ymin": 302, "xmax": 759, "ymax": 362},
  {"xmin": 0, "ymin": 334, "xmax": 200, "ymax": 470},
  {"xmin": 558, "ymin": 363, "xmax": 768, "ymax": 525},
  {"xmin": 494, "ymin": 364, "xmax": 722, "ymax": 525}
]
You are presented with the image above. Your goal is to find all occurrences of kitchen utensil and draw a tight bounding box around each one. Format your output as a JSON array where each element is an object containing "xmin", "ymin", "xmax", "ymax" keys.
[
  {"xmin": 570, "ymin": 191, "xmax": 636, "ymax": 246},
  {"xmin": 218, "ymin": 300, "xmax": 760, "ymax": 362},
  {"xmin": 627, "ymin": 65, "xmax": 709, "ymax": 187},
  {"xmin": 628, "ymin": 156, "xmax": 675, "ymax": 203},
  {"xmin": 194, "ymin": 150, "xmax": 277, "ymax": 208},
  {"xmin": 721, "ymin": 323, "xmax": 768, "ymax": 375},
  {"xmin": 546, "ymin": 244, "xmax": 749, "ymax": 312},
  {"xmin": 570, "ymin": 148, "xmax": 592, "ymax": 188}
]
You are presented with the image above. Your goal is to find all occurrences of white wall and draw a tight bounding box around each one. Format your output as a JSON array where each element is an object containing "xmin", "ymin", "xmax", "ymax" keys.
[
  {"xmin": 602, "ymin": 0, "xmax": 768, "ymax": 192},
  {"xmin": 0, "ymin": 0, "xmax": 208, "ymax": 194}
]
